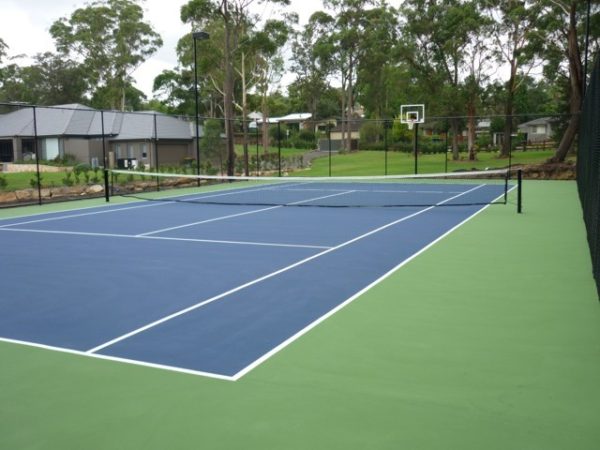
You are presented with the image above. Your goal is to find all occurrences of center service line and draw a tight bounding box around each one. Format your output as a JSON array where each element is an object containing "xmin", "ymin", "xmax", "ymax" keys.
[{"xmin": 87, "ymin": 185, "xmax": 483, "ymax": 355}]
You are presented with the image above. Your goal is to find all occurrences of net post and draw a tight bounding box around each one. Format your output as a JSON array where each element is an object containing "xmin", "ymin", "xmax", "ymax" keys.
[
  {"xmin": 517, "ymin": 169, "xmax": 523, "ymax": 214},
  {"xmin": 504, "ymin": 169, "xmax": 509, "ymax": 205}
]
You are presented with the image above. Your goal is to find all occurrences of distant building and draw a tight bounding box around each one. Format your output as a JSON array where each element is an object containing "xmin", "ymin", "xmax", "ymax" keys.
[
  {"xmin": 517, "ymin": 117, "xmax": 555, "ymax": 143},
  {"xmin": 0, "ymin": 104, "xmax": 202, "ymax": 168},
  {"xmin": 249, "ymin": 112, "xmax": 312, "ymax": 130},
  {"xmin": 318, "ymin": 119, "xmax": 362, "ymax": 151}
]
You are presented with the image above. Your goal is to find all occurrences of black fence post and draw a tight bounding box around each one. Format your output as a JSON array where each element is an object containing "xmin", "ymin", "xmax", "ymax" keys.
[
  {"xmin": 517, "ymin": 169, "xmax": 523, "ymax": 214},
  {"xmin": 154, "ymin": 113, "xmax": 159, "ymax": 192},
  {"xmin": 328, "ymin": 124, "xmax": 332, "ymax": 177},
  {"xmin": 413, "ymin": 122, "xmax": 419, "ymax": 175},
  {"xmin": 32, "ymin": 106, "xmax": 42, "ymax": 205},
  {"xmin": 384, "ymin": 119, "xmax": 389, "ymax": 176},
  {"xmin": 101, "ymin": 110, "xmax": 109, "ymax": 202},
  {"xmin": 278, "ymin": 121, "xmax": 282, "ymax": 177},
  {"xmin": 445, "ymin": 127, "xmax": 449, "ymax": 173},
  {"xmin": 508, "ymin": 115, "xmax": 513, "ymax": 173},
  {"xmin": 255, "ymin": 124, "xmax": 259, "ymax": 176}
]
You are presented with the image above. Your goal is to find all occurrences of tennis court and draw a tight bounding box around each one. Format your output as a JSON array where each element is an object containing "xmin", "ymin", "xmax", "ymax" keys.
[
  {"xmin": 1, "ymin": 177, "xmax": 599, "ymax": 450},
  {"xmin": 0, "ymin": 172, "xmax": 511, "ymax": 380}
]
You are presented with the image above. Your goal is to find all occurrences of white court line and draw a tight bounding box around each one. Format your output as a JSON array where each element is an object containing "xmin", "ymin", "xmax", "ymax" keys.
[
  {"xmin": 0, "ymin": 181, "xmax": 306, "ymax": 229},
  {"xmin": 0, "ymin": 227, "xmax": 330, "ymax": 250},
  {"xmin": 0, "ymin": 336, "xmax": 234, "ymax": 381},
  {"xmin": 87, "ymin": 184, "xmax": 484, "ymax": 355},
  {"xmin": 232, "ymin": 184, "xmax": 513, "ymax": 380},
  {"xmin": 137, "ymin": 190, "xmax": 356, "ymax": 237},
  {"xmin": 1, "ymin": 183, "xmax": 510, "ymax": 380}
]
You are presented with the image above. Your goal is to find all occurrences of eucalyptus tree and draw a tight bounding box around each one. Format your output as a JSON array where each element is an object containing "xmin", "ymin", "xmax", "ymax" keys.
[
  {"xmin": 0, "ymin": 38, "xmax": 7, "ymax": 65},
  {"xmin": 398, "ymin": 0, "xmax": 486, "ymax": 159},
  {"xmin": 355, "ymin": 3, "xmax": 398, "ymax": 119},
  {"xmin": 290, "ymin": 11, "xmax": 338, "ymax": 121},
  {"xmin": 316, "ymin": 0, "xmax": 380, "ymax": 150},
  {"xmin": 482, "ymin": 0, "xmax": 541, "ymax": 157},
  {"xmin": 180, "ymin": 0, "xmax": 290, "ymax": 176},
  {"xmin": 252, "ymin": 18, "xmax": 296, "ymax": 161},
  {"xmin": 50, "ymin": 0, "xmax": 162, "ymax": 110},
  {"xmin": 462, "ymin": 8, "xmax": 494, "ymax": 160},
  {"xmin": 0, "ymin": 53, "xmax": 88, "ymax": 105},
  {"xmin": 538, "ymin": 0, "xmax": 600, "ymax": 162},
  {"xmin": 0, "ymin": 38, "xmax": 9, "ymax": 98}
]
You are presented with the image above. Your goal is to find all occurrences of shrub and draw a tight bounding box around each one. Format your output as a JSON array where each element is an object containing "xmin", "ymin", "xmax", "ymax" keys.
[
  {"xmin": 53, "ymin": 154, "xmax": 78, "ymax": 166},
  {"xmin": 30, "ymin": 176, "xmax": 43, "ymax": 188},
  {"xmin": 62, "ymin": 172, "xmax": 74, "ymax": 186},
  {"xmin": 0, "ymin": 175, "xmax": 7, "ymax": 189},
  {"xmin": 360, "ymin": 122, "xmax": 384, "ymax": 146}
]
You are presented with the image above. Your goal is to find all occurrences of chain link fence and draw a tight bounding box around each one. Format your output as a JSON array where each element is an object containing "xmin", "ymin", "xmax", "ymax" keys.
[
  {"xmin": 0, "ymin": 102, "xmax": 573, "ymax": 207},
  {"xmin": 577, "ymin": 54, "xmax": 600, "ymax": 299}
]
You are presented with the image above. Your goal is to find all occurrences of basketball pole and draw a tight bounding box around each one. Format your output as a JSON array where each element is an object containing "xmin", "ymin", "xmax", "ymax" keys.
[{"xmin": 413, "ymin": 122, "xmax": 419, "ymax": 175}]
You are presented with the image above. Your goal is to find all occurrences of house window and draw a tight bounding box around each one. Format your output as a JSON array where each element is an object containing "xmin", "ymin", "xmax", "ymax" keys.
[
  {"xmin": 115, "ymin": 144, "xmax": 121, "ymax": 159},
  {"xmin": 535, "ymin": 125, "xmax": 546, "ymax": 134},
  {"xmin": 127, "ymin": 144, "xmax": 134, "ymax": 159},
  {"xmin": 141, "ymin": 143, "xmax": 148, "ymax": 159}
]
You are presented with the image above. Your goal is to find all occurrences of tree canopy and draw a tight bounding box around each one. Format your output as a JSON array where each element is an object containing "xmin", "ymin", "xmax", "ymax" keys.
[{"xmin": 0, "ymin": 0, "xmax": 599, "ymax": 162}]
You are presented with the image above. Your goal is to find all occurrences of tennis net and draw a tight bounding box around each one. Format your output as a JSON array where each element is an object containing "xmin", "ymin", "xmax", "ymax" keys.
[{"xmin": 107, "ymin": 169, "xmax": 520, "ymax": 209}]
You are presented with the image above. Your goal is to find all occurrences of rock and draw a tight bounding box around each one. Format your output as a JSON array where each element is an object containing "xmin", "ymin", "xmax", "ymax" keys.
[{"xmin": 86, "ymin": 184, "xmax": 104, "ymax": 194}]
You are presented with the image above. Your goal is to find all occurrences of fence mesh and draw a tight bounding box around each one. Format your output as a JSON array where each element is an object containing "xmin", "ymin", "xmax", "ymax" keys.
[
  {"xmin": 0, "ymin": 102, "xmax": 571, "ymax": 208},
  {"xmin": 577, "ymin": 54, "xmax": 600, "ymax": 299}
]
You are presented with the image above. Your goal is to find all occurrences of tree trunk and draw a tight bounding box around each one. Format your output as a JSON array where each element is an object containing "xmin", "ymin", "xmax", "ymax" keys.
[
  {"xmin": 549, "ymin": 2, "xmax": 582, "ymax": 163},
  {"xmin": 501, "ymin": 82, "xmax": 514, "ymax": 158},
  {"xmin": 467, "ymin": 103, "xmax": 476, "ymax": 161},
  {"xmin": 450, "ymin": 118, "xmax": 460, "ymax": 160},
  {"xmin": 240, "ymin": 52, "xmax": 249, "ymax": 176},
  {"xmin": 346, "ymin": 57, "xmax": 354, "ymax": 152}
]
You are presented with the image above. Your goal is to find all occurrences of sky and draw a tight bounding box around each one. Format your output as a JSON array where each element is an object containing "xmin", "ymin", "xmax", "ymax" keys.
[{"xmin": 1, "ymin": 0, "xmax": 390, "ymax": 98}]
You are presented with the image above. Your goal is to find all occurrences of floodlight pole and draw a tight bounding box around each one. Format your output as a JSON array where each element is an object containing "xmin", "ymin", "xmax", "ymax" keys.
[{"xmin": 193, "ymin": 31, "xmax": 210, "ymax": 185}]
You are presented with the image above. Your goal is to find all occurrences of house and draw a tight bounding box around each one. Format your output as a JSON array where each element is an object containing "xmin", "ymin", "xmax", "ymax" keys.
[
  {"xmin": 517, "ymin": 117, "xmax": 555, "ymax": 143},
  {"xmin": 249, "ymin": 112, "xmax": 312, "ymax": 130},
  {"xmin": 0, "ymin": 104, "xmax": 201, "ymax": 168},
  {"xmin": 318, "ymin": 119, "xmax": 362, "ymax": 151}
]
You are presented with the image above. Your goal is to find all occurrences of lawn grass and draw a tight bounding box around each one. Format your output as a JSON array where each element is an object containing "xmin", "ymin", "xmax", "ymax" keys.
[
  {"xmin": 289, "ymin": 149, "xmax": 572, "ymax": 177},
  {"xmin": 235, "ymin": 144, "xmax": 307, "ymax": 158}
]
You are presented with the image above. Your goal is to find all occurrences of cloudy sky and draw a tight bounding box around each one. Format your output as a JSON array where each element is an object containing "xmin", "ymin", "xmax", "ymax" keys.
[{"xmin": 2, "ymin": 0, "xmax": 398, "ymax": 98}]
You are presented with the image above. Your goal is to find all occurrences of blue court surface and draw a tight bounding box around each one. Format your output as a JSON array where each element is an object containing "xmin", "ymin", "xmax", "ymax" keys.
[{"xmin": 0, "ymin": 180, "xmax": 510, "ymax": 380}]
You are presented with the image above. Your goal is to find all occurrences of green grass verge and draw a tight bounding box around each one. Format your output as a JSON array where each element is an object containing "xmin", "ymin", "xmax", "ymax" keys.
[
  {"xmin": 291, "ymin": 149, "xmax": 573, "ymax": 177},
  {"xmin": 0, "ymin": 181, "xmax": 598, "ymax": 449},
  {"xmin": 235, "ymin": 144, "xmax": 307, "ymax": 158}
]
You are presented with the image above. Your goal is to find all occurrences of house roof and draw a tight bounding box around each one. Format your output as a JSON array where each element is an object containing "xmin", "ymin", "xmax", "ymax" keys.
[
  {"xmin": 253, "ymin": 112, "xmax": 312, "ymax": 124},
  {"xmin": 518, "ymin": 117, "xmax": 554, "ymax": 128},
  {"xmin": 0, "ymin": 105, "xmax": 197, "ymax": 140}
]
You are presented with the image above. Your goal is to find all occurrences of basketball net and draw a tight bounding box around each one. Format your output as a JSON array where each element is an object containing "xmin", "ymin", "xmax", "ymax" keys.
[{"xmin": 407, "ymin": 119, "xmax": 415, "ymax": 130}]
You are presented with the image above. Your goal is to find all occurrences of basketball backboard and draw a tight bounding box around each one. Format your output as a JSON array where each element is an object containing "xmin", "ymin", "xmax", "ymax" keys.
[{"xmin": 400, "ymin": 104, "xmax": 425, "ymax": 125}]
